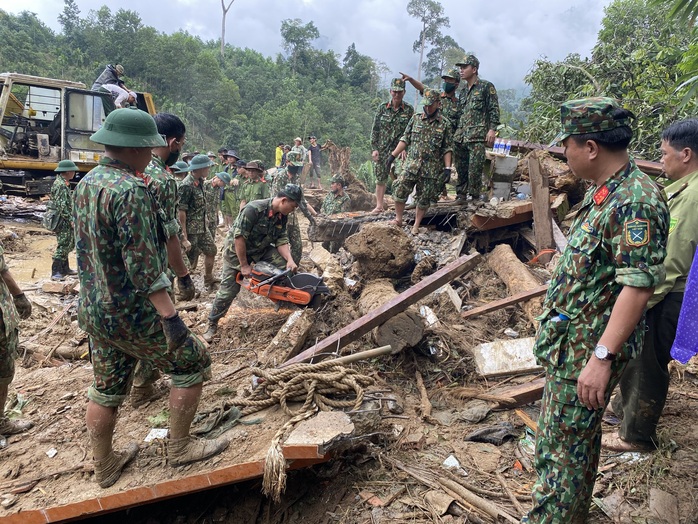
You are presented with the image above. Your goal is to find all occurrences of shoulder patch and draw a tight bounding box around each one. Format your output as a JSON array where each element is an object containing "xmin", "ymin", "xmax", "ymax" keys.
[
  {"xmin": 489, "ymin": 85, "xmax": 496, "ymax": 95},
  {"xmin": 669, "ymin": 217, "xmax": 679, "ymax": 234},
  {"xmin": 624, "ymin": 218, "xmax": 650, "ymax": 247},
  {"xmin": 593, "ymin": 185, "xmax": 610, "ymax": 205}
]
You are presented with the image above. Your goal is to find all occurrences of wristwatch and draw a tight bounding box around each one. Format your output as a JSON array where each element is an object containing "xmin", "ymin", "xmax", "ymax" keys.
[{"xmin": 593, "ymin": 344, "xmax": 616, "ymax": 361}]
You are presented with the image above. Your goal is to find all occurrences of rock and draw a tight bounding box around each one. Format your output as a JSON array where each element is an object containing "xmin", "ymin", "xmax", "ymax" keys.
[{"xmin": 344, "ymin": 222, "xmax": 414, "ymax": 278}]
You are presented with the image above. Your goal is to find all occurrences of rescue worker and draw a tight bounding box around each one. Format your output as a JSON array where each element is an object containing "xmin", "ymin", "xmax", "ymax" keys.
[
  {"xmin": 320, "ymin": 174, "xmax": 351, "ymax": 253},
  {"xmin": 74, "ymin": 108, "xmax": 228, "ymax": 488},
  {"xmin": 49, "ymin": 159, "xmax": 78, "ymax": 280},
  {"xmin": 205, "ymin": 172, "xmax": 231, "ymax": 242},
  {"xmin": 238, "ymin": 160, "xmax": 270, "ymax": 211},
  {"xmin": 203, "ymin": 185, "xmax": 302, "ymax": 342}
]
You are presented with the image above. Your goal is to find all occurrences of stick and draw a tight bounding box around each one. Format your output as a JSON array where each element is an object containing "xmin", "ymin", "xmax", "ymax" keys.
[
  {"xmin": 437, "ymin": 477, "xmax": 519, "ymax": 524},
  {"xmin": 23, "ymin": 298, "xmax": 75, "ymax": 344},
  {"xmin": 415, "ymin": 370, "xmax": 432, "ymax": 420},
  {"xmin": 460, "ymin": 285, "xmax": 549, "ymax": 320},
  {"xmin": 496, "ymin": 472, "xmax": 526, "ymax": 517},
  {"xmin": 515, "ymin": 409, "xmax": 538, "ymax": 432},
  {"xmin": 328, "ymin": 345, "xmax": 393, "ymax": 366}
]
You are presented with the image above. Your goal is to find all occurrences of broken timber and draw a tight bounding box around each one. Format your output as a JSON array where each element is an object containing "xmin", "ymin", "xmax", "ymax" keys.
[
  {"xmin": 529, "ymin": 156, "xmax": 554, "ymax": 264},
  {"xmin": 281, "ymin": 252, "xmax": 483, "ymax": 367},
  {"xmin": 490, "ymin": 377, "xmax": 546, "ymax": 409},
  {"xmin": 461, "ymin": 285, "xmax": 548, "ymax": 320}
]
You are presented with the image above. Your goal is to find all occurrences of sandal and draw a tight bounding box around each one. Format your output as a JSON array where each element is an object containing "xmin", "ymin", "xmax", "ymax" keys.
[{"xmin": 601, "ymin": 432, "xmax": 655, "ymax": 452}]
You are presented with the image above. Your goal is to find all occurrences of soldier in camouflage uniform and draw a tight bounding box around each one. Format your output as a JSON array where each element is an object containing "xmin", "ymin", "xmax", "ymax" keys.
[
  {"xmin": 205, "ymin": 172, "xmax": 231, "ymax": 241},
  {"xmin": 370, "ymin": 78, "xmax": 415, "ymax": 214},
  {"xmin": 203, "ymin": 185, "xmax": 302, "ymax": 342},
  {"xmin": 238, "ymin": 160, "xmax": 271, "ymax": 211},
  {"xmin": 387, "ymin": 89, "xmax": 453, "ymax": 235},
  {"xmin": 179, "ymin": 154, "xmax": 219, "ymax": 287},
  {"xmin": 75, "ymin": 109, "xmax": 228, "ymax": 488},
  {"xmin": 0, "ymin": 241, "xmax": 33, "ymax": 437},
  {"xmin": 454, "ymin": 55, "xmax": 500, "ymax": 200},
  {"xmin": 221, "ymin": 150, "xmax": 241, "ymax": 228},
  {"xmin": 522, "ymin": 98, "xmax": 669, "ymax": 523},
  {"xmin": 320, "ymin": 174, "xmax": 351, "ymax": 253},
  {"xmin": 49, "ymin": 160, "xmax": 78, "ymax": 280}
]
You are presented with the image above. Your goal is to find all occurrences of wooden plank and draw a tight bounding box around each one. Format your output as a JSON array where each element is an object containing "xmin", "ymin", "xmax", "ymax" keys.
[
  {"xmin": 461, "ymin": 284, "xmax": 549, "ymax": 320},
  {"xmin": 490, "ymin": 377, "xmax": 546, "ymax": 409},
  {"xmin": 528, "ymin": 157, "xmax": 554, "ymax": 264},
  {"xmin": 281, "ymin": 252, "xmax": 483, "ymax": 367},
  {"xmin": 470, "ymin": 337, "xmax": 542, "ymax": 377},
  {"xmin": 470, "ymin": 201, "xmax": 533, "ymax": 231},
  {"xmin": 515, "ymin": 409, "xmax": 539, "ymax": 432},
  {"xmin": 551, "ymin": 219, "xmax": 568, "ymax": 252}
]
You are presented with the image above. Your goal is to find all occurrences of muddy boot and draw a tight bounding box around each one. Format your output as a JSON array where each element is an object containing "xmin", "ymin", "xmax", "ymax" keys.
[
  {"xmin": 202, "ymin": 320, "xmax": 218, "ymax": 343},
  {"xmin": 63, "ymin": 259, "xmax": 77, "ymax": 276},
  {"xmin": 177, "ymin": 274, "xmax": 196, "ymax": 302},
  {"xmin": 130, "ymin": 384, "xmax": 168, "ymax": 408},
  {"xmin": 94, "ymin": 442, "xmax": 140, "ymax": 488},
  {"xmin": 167, "ymin": 435, "xmax": 229, "ymax": 467},
  {"xmin": 0, "ymin": 416, "xmax": 33, "ymax": 435},
  {"xmin": 51, "ymin": 259, "xmax": 65, "ymax": 280},
  {"xmin": 204, "ymin": 274, "xmax": 221, "ymax": 287}
]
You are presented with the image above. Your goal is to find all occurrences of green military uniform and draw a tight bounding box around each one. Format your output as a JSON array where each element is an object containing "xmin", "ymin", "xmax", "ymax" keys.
[
  {"xmin": 239, "ymin": 179, "xmax": 270, "ymax": 207},
  {"xmin": 74, "ymin": 158, "xmax": 210, "ymax": 407},
  {"xmin": 0, "ymin": 242, "xmax": 20, "ymax": 387},
  {"xmin": 321, "ymin": 192, "xmax": 351, "ymax": 215},
  {"xmin": 523, "ymin": 99, "xmax": 669, "ymax": 524},
  {"xmin": 270, "ymin": 167, "xmax": 310, "ymax": 264},
  {"xmin": 221, "ymin": 165, "xmax": 241, "ymax": 220},
  {"xmin": 179, "ymin": 174, "xmax": 217, "ymax": 266},
  {"xmin": 49, "ymin": 176, "xmax": 75, "ymax": 261},
  {"xmin": 204, "ymin": 178, "xmax": 221, "ymax": 240},
  {"xmin": 371, "ymin": 79, "xmax": 414, "ymax": 185},
  {"xmin": 144, "ymin": 156, "xmax": 181, "ymax": 241},
  {"xmin": 454, "ymin": 56, "xmax": 500, "ymax": 199},
  {"xmin": 208, "ymin": 198, "xmax": 290, "ymax": 323},
  {"xmin": 393, "ymin": 90, "xmax": 453, "ymax": 209},
  {"xmin": 614, "ymin": 168, "xmax": 698, "ymax": 447}
]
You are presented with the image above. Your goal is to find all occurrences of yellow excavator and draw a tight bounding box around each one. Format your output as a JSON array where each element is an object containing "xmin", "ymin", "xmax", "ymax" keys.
[{"xmin": 0, "ymin": 73, "xmax": 156, "ymax": 195}]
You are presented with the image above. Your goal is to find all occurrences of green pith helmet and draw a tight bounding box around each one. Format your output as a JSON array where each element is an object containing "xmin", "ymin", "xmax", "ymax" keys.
[
  {"xmin": 183, "ymin": 154, "xmax": 216, "ymax": 172},
  {"xmin": 54, "ymin": 159, "xmax": 78, "ymax": 172},
  {"xmin": 90, "ymin": 108, "xmax": 166, "ymax": 148},
  {"xmin": 215, "ymin": 171, "xmax": 231, "ymax": 185},
  {"xmin": 171, "ymin": 160, "xmax": 189, "ymax": 173},
  {"xmin": 279, "ymin": 183, "xmax": 303, "ymax": 203}
]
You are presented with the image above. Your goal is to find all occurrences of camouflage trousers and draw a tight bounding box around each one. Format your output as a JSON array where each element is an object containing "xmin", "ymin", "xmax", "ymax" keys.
[
  {"xmin": 186, "ymin": 231, "xmax": 217, "ymax": 266},
  {"xmin": 393, "ymin": 171, "xmax": 440, "ymax": 209},
  {"xmin": 454, "ymin": 141, "xmax": 486, "ymax": 198},
  {"xmin": 208, "ymin": 244, "xmax": 287, "ymax": 322},
  {"xmin": 0, "ymin": 314, "xmax": 18, "ymax": 386},
  {"xmin": 53, "ymin": 222, "xmax": 74, "ymax": 260},
  {"xmin": 208, "ymin": 224, "xmax": 217, "ymax": 243},
  {"xmin": 287, "ymin": 211, "xmax": 302, "ymax": 265},
  {"xmin": 523, "ymin": 365, "xmax": 626, "ymax": 524},
  {"xmin": 374, "ymin": 150, "xmax": 392, "ymax": 185},
  {"xmin": 87, "ymin": 329, "xmax": 211, "ymax": 408}
]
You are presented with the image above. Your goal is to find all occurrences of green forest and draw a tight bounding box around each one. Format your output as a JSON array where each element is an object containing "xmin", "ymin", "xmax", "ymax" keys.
[{"xmin": 0, "ymin": 0, "xmax": 696, "ymax": 168}]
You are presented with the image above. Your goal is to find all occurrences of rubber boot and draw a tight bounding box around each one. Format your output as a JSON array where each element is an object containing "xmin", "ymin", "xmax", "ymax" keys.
[
  {"xmin": 0, "ymin": 416, "xmax": 33, "ymax": 435},
  {"xmin": 94, "ymin": 443, "xmax": 140, "ymax": 488},
  {"xmin": 167, "ymin": 435, "xmax": 229, "ymax": 467},
  {"xmin": 202, "ymin": 320, "xmax": 218, "ymax": 343},
  {"xmin": 63, "ymin": 259, "xmax": 77, "ymax": 276},
  {"xmin": 51, "ymin": 259, "xmax": 65, "ymax": 281}
]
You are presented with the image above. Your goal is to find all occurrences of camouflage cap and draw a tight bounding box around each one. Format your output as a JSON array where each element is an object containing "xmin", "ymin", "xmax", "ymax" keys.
[
  {"xmin": 181, "ymin": 151, "xmax": 194, "ymax": 160},
  {"xmin": 330, "ymin": 174, "xmax": 345, "ymax": 186},
  {"xmin": 550, "ymin": 97, "xmax": 630, "ymax": 145},
  {"xmin": 390, "ymin": 78, "xmax": 406, "ymax": 92},
  {"xmin": 286, "ymin": 150, "xmax": 303, "ymax": 166},
  {"xmin": 245, "ymin": 160, "xmax": 265, "ymax": 172},
  {"xmin": 422, "ymin": 88, "xmax": 442, "ymax": 105},
  {"xmin": 441, "ymin": 68, "xmax": 461, "ymax": 81},
  {"xmin": 207, "ymin": 151, "xmax": 216, "ymax": 157},
  {"xmin": 215, "ymin": 171, "xmax": 231, "ymax": 185},
  {"xmin": 54, "ymin": 159, "xmax": 78, "ymax": 172},
  {"xmin": 183, "ymin": 154, "xmax": 215, "ymax": 172},
  {"xmin": 90, "ymin": 108, "xmax": 165, "ymax": 148},
  {"xmin": 455, "ymin": 54, "xmax": 479, "ymax": 68},
  {"xmin": 278, "ymin": 183, "xmax": 303, "ymax": 204}
]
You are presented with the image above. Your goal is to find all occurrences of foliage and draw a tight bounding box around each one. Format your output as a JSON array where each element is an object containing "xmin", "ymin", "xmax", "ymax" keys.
[
  {"xmin": 356, "ymin": 160, "xmax": 376, "ymax": 193},
  {"xmin": 406, "ymin": 0, "xmax": 452, "ymax": 82}
]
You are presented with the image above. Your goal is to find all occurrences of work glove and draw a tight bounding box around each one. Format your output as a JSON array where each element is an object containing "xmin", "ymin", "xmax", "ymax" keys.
[
  {"xmin": 177, "ymin": 274, "xmax": 195, "ymax": 301},
  {"xmin": 162, "ymin": 313, "xmax": 190, "ymax": 351},
  {"xmin": 442, "ymin": 167, "xmax": 452, "ymax": 185},
  {"xmin": 385, "ymin": 154, "xmax": 396, "ymax": 172},
  {"xmin": 13, "ymin": 294, "xmax": 32, "ymax": 319}
]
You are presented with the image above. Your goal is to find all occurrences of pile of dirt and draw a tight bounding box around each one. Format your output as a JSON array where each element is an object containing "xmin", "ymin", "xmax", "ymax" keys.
[{"xmin": 344, "ymin": 222, "xmax": 414, "ymax": 278}]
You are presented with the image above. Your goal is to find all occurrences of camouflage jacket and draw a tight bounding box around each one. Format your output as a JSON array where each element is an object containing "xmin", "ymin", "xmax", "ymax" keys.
[
  {"xmin": 399, "ymin": 112, "xmax": 453, "ymax": 179},
  {"xmin": 203, "ymin": 179, "xmax": 220, "ymax": 228},
  {"xmin": 49, "ymin": 177, "xmax": 73, "ymax": 222},
  {"xmin": 144, "ymin": 156, "xmax": 180, "ymax": 239},
  {"xmin": 269, "ymin": 167, "xmax": 291, "ymax": 196},
  {"xmin": 440, "ymin": 94, "xmax": 460, "ymax": 133},
  {"xmin": 239, "ymin": 179, "xmax": 270, "ymax": 206},
  {"xmin": 534, "ymin": 159, "xmax": 668, "ymax": 378},
  {"xmin": 179, "ymin": 174, "xmax": 208, "ymax": 235},
  {"xmin": 455, "ymin": 78, "xmax": 500, "ymax": 143},
  {"xmin": 370, "ymin": 101, "xmax": 415, "ymax": 154},
  {"xmin": 321, "ymin": 192, "xmax": 351, "ymax": 215},
  {"xmin": 74, "ymin": 159, "xmax": 170, "ymax": 338},
  {"xmin": 229, "ymin": 198, "xmax": 289, "ymax": 259},
  {"xmin": 0, "ymin": 242, "xmax": 20, "ymax": 339}
]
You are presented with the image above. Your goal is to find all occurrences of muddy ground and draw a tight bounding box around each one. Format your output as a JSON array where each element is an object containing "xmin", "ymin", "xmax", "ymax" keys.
[{"xmin": 0, "ymin": 218, "xmax": 697, "ymax": 524}]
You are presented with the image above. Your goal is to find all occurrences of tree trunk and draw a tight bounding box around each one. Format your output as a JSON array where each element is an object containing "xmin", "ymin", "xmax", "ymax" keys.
[
  {"xmin": 415, "ymin": 23, "xmax": 427, "ymax": 106},
  {"xmin": 220, "ymin": 0, "xmax": 235, "ymax": 59}
]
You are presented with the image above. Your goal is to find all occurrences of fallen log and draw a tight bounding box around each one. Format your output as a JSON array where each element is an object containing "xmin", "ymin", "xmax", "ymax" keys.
[
  {"xmin": 487, "ymin": 244, "xmax": 543, "ymax": 327},
  {"xmin": 281, "ymin": 252, "xmax": 483, "ymax": 367},
  {"xmin": 358, "ymin": 279, "xmax": 424, "ymax": 354},
  {"xmin": 461, "ymin": 284, "xmax": 548, "ymax": 320}
]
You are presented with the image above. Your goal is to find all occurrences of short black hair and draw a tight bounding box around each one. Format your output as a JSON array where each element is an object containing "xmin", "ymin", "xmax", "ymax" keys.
[
  {"xmin": 218, "ymin": 147, "xmax": 227, "ymax": 153},
  {"xmin": 661, "ymin": 118, "xmax": 698, "ymax": 154},
  {"xmin": 153, "ymin": 113, "xmax": 186, "ymax": 140},
  {"xmin": 569, "ymin": 108, "xmax": 635, "ymax": 152}
]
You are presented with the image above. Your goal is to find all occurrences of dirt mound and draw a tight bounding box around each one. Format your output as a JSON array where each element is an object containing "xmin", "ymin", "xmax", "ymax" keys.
[{"xmin": 344, "ymin": 222, "xmax": 414, "ymax": 278}]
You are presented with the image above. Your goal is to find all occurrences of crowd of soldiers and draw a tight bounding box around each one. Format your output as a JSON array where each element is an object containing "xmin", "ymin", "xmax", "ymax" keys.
[{"xmin": 1, "ymin": 55, "xmax": 698, "ymax": 524}]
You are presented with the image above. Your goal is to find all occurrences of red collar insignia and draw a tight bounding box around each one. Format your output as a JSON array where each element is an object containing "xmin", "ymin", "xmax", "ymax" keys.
[{"xmin": 593, "ymin": 185, "xmax": 610, "ymax": 205}]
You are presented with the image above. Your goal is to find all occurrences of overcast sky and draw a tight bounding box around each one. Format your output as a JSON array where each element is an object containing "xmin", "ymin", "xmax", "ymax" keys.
[{"xmin": 1, "ymin": 0, "xmax": 613, "ymax": 92}]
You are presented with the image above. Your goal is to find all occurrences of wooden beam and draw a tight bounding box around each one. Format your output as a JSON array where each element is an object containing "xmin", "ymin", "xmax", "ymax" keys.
[
  {"xmin": 281, "ymin": 252, "xmax": 483, "ymax": 367},
  {"xmin": 551, "ymin": 219, "xmax": 568, "ymax": 252},
  {"xmin": 528, "ymin": 157, "xmax": 554, "ymax": 264},
  {"xmin": 461, "ymin": 284, "xmax": 549, "ymax": 320},
  {"xmin": 490, "ymin": 377, "xmax": 546, "ymax": 409}
]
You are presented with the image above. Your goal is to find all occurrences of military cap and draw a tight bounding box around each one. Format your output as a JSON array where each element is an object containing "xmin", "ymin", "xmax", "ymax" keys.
[
  {"xmin": 286, "ymin": 150, "xmax": 303, "ymax": 167},
  {"xmin": 207, "ymin": 151, "xmax": 216, "ymax": 157},
  {"xmin": 90, "ymin": 108, "xmax": 165, "ymax": 148},
  {"xmin": 171, "ymin": 160, "xmax": 189, "ymax": 173},
  {"xmin": 245, "ymin": 160, "xmax": 265, "ymax": 172},
  {"xmin": 215, "ymin": 171, "xmax": 231, "ymax": 185},
  {"xmin": 183, "ymin": 154, "xmax": 215, "ymax": 172},
  {"xmin": 54, "ymin": 159, "xmax": 78, "ymax": 172},
  {"xmin": 115, "ymin": 64, "xmax": 124, "ymax": 75},
  {"xmin": 422, "ymin": 88, "xmax": 442, "ymax": 105},
  {"xmin": 308, "ymin": 135, "xmax": 316, "ymax": 140},
  {"xmin": 181, "ymin": 151, "xmax": 194, "ymax": 160},
  {"xmin": 550, "ymin": 97, "xmax": 631, "ymax": 145},
  {"xmin": 278, "ymin": 183, "xmax": 303, "ymax": 204},
  {"xmin": 455, "ymin": 54, "xmax": 479, "ymax": 68},
  {"xmin": 223, "ymin": 149, "xmax": 239, "ymax": 159},
  {"xmin": 441, "ymin": 68, "xmax": 461, "ymax": 81},
  {"xmin": 390, "ymin": 78, "xmax": 406, "ymax": 92},
  {"xmin": 283, "ymin": 145, "xmax": 291, "ymax": 151},
  {"xmin": 235, "ymin": 159, "xmax": 246, "ymax": 167},
  {"xmin": 330, "ymin": 174, "xmax": 345, "ymax": 186}
]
